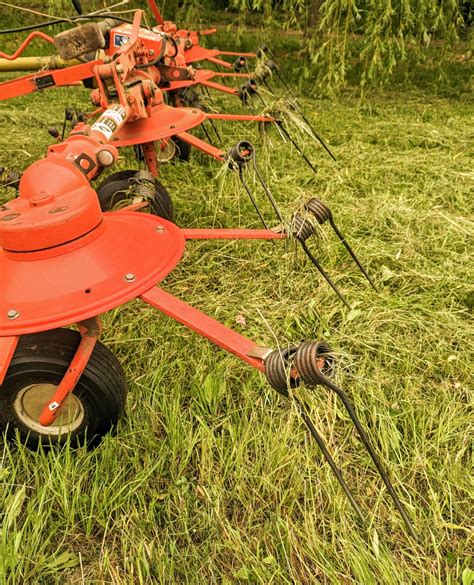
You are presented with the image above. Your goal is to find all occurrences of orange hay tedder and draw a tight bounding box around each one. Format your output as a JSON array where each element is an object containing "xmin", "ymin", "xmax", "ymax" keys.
[{"xmin": 0, "ymin": 1, "xmax": 416, "ymax": 539}]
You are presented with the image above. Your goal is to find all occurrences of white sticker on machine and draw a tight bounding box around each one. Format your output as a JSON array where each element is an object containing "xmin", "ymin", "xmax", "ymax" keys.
[{"xmin": 91, "ymin": 106, "xmax": 127, "ymax": 140}]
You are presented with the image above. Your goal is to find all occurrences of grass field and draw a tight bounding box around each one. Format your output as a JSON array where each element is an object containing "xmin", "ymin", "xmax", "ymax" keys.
[{"xmin": 0, "ymin": 25, "xmax": 473, "ymax": 584}]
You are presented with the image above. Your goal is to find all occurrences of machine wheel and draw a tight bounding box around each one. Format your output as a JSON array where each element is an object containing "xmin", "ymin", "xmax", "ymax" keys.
[
  {"xmin": 168, "ymin": 88, "xmax": 204, "ymax": 162},
  {"xmin": 96, "ymin": 170, "xmax": 174, "ymax": 221},
  {"xmin": 172, "ymin": 137, "xmax": 192, "ymax": 162},
  {"xmin": 0, "ymin": 329, "xmax": 127, "ymax": 449}
]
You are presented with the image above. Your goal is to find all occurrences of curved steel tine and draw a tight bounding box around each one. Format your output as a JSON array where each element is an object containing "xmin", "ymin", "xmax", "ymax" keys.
[
  {"xmin": 329, "ymin": 220, "xmax": 378, "ymax": 291},
  {"xmin": 293, "ymin": 397, "xmax": 366, "ymax": 524},
  {"xmin": 300, "ymin": 241, "xmax": 352, "ymax": 310},
  {"xmin": 238, "ymin": 166, "xmax": 271, "ymax": 230},
  {"xmin": 201, "ymin": 122, "xmax": 214, "ymax": 146},
  {"xmin": 318, "ymin": 375, "xmax": 418, "ymax": 540},
  {"xmin": 277, "ymin": 122, "xmax": 318, "ymax": 176},
  {"xmin": 208, "ymin": 117, "xmax": 223, "ymax": 144},
  {"xmin": 251, "ymin": 154, "xmax": 283, "ymax": 222},
  {"xmin": 270, "ymin": 67, "xmax": 336, "ymax": 162}
]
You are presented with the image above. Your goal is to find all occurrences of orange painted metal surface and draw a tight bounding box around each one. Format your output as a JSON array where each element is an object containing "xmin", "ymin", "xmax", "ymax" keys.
[
  {"xmin": 0, "ymin": 213, "xmax": 185, "ymax": 336},
  {"xmin": 111, "ymin": 105, "xmax": 206, "ymax": 146}
]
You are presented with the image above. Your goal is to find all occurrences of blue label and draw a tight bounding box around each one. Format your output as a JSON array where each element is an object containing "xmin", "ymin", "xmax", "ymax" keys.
[{"xmin": 113, "ymin": 33, "xmax": 130, "ymax": 47}]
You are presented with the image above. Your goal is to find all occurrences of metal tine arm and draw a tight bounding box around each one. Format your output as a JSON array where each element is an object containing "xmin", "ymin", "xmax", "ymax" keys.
[
  {"xmin": 208, "ymin": 117, "xmax": 223, "ymax": 144},
  {"xmin": 322, "ymin": 375, "xmax": 417, "ymax": 540},
  {"xmin": 260, "ymin": 58, "xmax": 336, "ymax": 162},
  {"xmin": 238, "ymin": 165, "xmax": 271, "ymax": 230},
  {"xmin": 292, "ymin": 213, "xmax": 352, "ymax": 309},
  {"xmin": 294, "ymin": 397, "xmax": 366, "ymax": 524},
  {"xmin": 251, "ymin": 154, "xmax": 283, "ymax": 222},
  {"xmin": 276, "ymin": 121, "xmax": 318, "ymax": 176},
  {"xmin": 301, "ymin": 241, "xmax": 352, "ymax": 310},
  {"xmin": 292, "ymin": 214, "xmax": 352, "ymax": 308},
  {"xmin": 305, "ymin": 198, "xmax": 378, "ymax": 291}
]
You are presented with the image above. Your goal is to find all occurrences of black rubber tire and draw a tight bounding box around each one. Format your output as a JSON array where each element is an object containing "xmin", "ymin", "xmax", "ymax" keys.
[
  {"xmin": 0, "ymin": 329, "xmax": 127, "ymax": 449},
  {"xmin": 172, "ymin": 137, "xmax": 192, "ymax": 162},
  {"xmin": 169, "ymin": 88, "xmax": 205, "ymax": 162},
  {"xmin": 96, "ymin": 170, "xmax": 174, "ymax": 221}
]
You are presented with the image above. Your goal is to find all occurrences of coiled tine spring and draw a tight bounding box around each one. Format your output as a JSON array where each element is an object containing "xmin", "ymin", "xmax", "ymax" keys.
[
  {"xmin": 305, "ymin": 198, "xmax": 378, "ymax": 291},
  {"xmin": 228, "ymin": 141, "xmax": 283, "ymax": 225}
]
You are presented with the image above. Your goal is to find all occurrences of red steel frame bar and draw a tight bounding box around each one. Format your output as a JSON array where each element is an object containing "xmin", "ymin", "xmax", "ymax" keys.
[
  {"xmin": 175, "ymin": 131, "xmax": 225, "ymax": 160},
  {"xmin": 0, "ymin": 336, "xmax": 19, "ymax": 385},
  {"xmin": 140, "ymin": 287, "xmax": 269, "ymax": 371},
  {"xmin": 200, "ymin": 79, "xmax": 238, "ymax": 95},
  {"xmin": 182, "ymin": 228, "xmax": 285, "ymax": 240},
  {"xmin": 206, "ymin": 56, "xmax": 234, "ymax": 69},
  {"xmin": 148, "ymin": 0, "xmax": 165, "ymax": 25},
  {"xmin": 38, "ymin": 317, "xmax": 101, "ymax": 426},
  {"xmin": 218, "ymin": 51, "xmax": 256, "ymax": 58}
]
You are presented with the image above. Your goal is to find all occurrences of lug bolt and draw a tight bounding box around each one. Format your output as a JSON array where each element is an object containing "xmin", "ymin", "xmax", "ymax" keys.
[
  {"xmin": 7, "ymin": 309, "xmax": 19, "ymax": 320},
  {"xmin": 124, "ymin": 273, "xmax": 136, "ymax": 283}
]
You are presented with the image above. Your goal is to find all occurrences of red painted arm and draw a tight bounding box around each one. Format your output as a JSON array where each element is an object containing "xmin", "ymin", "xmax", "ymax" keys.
[{"xmin": 140, "ymin": 287, "xmax": 271, "ymax": 371}]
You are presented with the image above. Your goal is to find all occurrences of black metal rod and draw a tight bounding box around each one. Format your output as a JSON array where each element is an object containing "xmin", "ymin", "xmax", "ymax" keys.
[
  {"xmin": 207, "ymin": 117, "xmax": 223, "ymax": 144},
  {"xmin": 238, "ymin": 166, "xmax": 271, "ymax": 231},
  {"xmin": 252, "ymin": 158, "xmax": 283, "ymax": 222},
  {"xmin": 201, "ymin": 122, "xmax": 214, "ymax": 146},
  {"xmin": 255, "ymin": 91, "xmax": 267, "ymax": 108},
  {"xmin": 294, "ymin": 397, "xmax": 365, "ymax": 524},
  {"xmin": 330, "ymin": 220, "xmax": 378, "ymax": 292},
  {"xmin": 277, "ymin": 123, "xmax": 318, "ymax": 176},
  {"xmin": 262, "ymin": 78, "xmax": 276, "ymax": 97},
  {"xmin": 320, "ymin": 376, "xmax": 418, "ymax": 540},
  {"xmin": 273, "ymin": 69, "xmax": 336, "ymax": 162},
  {"xmin": 300, "ymin": 241, "xmax": 352, "ymax": 310}
]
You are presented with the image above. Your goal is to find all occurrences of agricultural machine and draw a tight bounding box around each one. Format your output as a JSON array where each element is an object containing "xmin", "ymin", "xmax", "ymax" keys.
[{"xmin": 0, "ymin": 4, "xmax": 416, "ymax": 538}]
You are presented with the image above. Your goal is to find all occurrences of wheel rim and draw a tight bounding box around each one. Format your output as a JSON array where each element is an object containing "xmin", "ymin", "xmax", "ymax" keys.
[
  {"xmin": 157, "ymin": 139, "xmax": 177, "ymax": 163},
  {"xmin": 13, "ymin": 384, "xmax": 85, "ymax": 435}
]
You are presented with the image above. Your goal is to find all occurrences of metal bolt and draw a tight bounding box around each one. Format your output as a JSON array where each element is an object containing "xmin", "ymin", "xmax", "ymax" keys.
[
  {"xmin": 48, "ymin": 206, "xmax": 68, "ymax": 214},
  {"xmin": 97, "ymin": 149, "xmax": 115, "ymax": 167},
  {"xmin": 1, "ymin": 213, "xmax": 20, "ymax": 222},
  {"xmin": 7, "ymin": 309, "xmax": 19, "ymax": 320},
  {"xmin": 156, "ymin": 225, "xmax": 165, "ymax": 232},
  {"xmin": 124, "ymin": 273, "xmax": 136, "ymax": 283},
  {"xmin": 149, "ymin": 49, "xmax": 155, "ymax": 56}
]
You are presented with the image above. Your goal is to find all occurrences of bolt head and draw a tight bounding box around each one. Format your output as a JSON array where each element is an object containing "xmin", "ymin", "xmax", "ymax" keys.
[
  {"xmin": 124, "ymin": 273, "xmax": 136, "ymax": 283},
  {"xmin": 156, "ymin": 225, "xmax": 165, "ymax": 232},
  {"xmin": 97, "ymin": 149, "xmax": 115, "ymax": 167},
  {"xmin": 7, "ymin": 309, "xmax": 19, "ymax": 320}
]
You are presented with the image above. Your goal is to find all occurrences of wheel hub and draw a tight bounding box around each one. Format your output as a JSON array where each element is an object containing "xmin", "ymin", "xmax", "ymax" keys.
[{"xmin": 13, "ymin": 383, "xmax": 84, "ymax": 435}]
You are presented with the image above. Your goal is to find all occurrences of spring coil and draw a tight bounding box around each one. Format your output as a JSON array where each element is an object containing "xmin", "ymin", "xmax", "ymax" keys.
[
  {"xmin": 294, "ymin": 341, "xmax": 335, "ymax": 386},
  {"xmin": 227, "ymin": 141, "xmax": 254, "ymax": 166},
  {"xmin": 291, "ymin": 213, "xmax": 315, "ymax": 242},
  {"xmin": 131, "ymin": 170, "xmax": 155, "ymax": 199},
  {"xmin": 264, "ymin": 346, "xmax": 300, "ymax": 396},
  {"xmin": 304, "ymin": 197, "xmax": 332, "ymax": 224},
  {"xmin": 233, "ymin": 56, "xmax": 247, "ymax": 72},
  {"xmin": 0, "ymin": 167, "xmax": 21, "ymax": 188}
]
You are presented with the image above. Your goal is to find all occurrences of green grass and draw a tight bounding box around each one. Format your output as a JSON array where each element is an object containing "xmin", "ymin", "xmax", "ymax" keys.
[{"xmin": 0, "ymin": 34, "xmax": 473, "ymax": 584}]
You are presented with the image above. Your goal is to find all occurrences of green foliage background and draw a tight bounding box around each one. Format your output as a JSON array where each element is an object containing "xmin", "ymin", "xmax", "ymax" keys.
[{"xmin": 6, "ymin": 0, "xmax": 472, "ymax": 94}]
